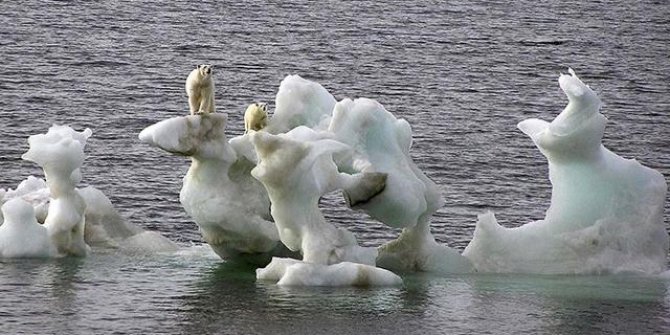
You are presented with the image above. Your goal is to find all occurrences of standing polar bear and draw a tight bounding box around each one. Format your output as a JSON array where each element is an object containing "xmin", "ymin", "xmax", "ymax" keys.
[
  {"xmin": 185, "ymin": 64, "xmax": 216, "ymax": 115},
  {"xmin": 244, "ymin": 102, "xmax": 268, "ymax": 133}
]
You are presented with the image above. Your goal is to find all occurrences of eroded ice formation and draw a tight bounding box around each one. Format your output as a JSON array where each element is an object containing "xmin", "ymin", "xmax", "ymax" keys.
[
  {"xmin": 266, "ymin": 74, "xmax": 337, "ymax": 134},
  {"xmin": 78, "ymin": 186, "xmax": 177, "ymax": 253},
  {"xmin": 329, "ymin": 98, "xmax": 473, "ymax": 274},
  {"xmin": 140, "ymin": 74, "xmax": 470, "ymax": 285},
  {"xmin": 0, "ymin": 198, "xmax": 57, "ymax": 258},
  {"xmin": 0, "ymin": 125, "xmax": 176, "ymax": 258},
  {"xmin": 139, "ymin": 114, "xmax": 292, "ymax": 264},
  {"xmin": 250, "ymin": 129, "xmax": 381, "ymax": 266},
  {"xmin": 140, "ymin": 111, "xmax": 398, "ymax": 285},
  {"xmin": 463, "ymin": 69, "xmax": 669, "ymax": 275},
  {"xmin": 22, "ymin": 125, "xmax": 92, "ymax": 256},
  {"xmin": 1, "ymin": 176, "xmax": 50, "ymax": 224}
]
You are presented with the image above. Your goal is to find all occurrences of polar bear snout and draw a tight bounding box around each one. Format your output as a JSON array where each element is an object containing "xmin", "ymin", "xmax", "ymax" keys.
[{"xmin": 197, "ymin": 64, "xmax": 213, "ymax": 77}]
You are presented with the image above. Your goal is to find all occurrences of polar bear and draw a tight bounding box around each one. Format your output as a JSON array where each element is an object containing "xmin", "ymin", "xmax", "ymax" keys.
[
  {"xmin": 185, "ymin": 64, "xmax": 216, "ymax": 115},
  {"xmin": 244, "ymin": 102, "xmax": 268, "ymax": 133}
]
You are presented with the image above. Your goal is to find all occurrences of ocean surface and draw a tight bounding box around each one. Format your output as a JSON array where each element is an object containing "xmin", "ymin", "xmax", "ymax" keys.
[{"xmin": 1, "ymin": 0, "xmax": 669, "ymax": 334}]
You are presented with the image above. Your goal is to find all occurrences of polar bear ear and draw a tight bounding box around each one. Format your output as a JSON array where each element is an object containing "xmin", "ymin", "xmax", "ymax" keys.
[{"xmin": 197, "ymin": 64, "xmax": 202, "ymax": 69}]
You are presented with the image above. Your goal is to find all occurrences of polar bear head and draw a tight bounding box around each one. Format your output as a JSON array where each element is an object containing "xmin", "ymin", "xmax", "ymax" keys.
[
  {"xmin": 196, "ymin": 64, "xmax": 213, "ymax": 78},
  {"xmin": 245, "ymin": 102, "xmax": 268, "ymax": 113}
]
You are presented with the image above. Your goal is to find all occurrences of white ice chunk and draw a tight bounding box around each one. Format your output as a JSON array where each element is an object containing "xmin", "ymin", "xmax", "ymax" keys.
[
  {"xmin": 463, "ymin": 69, "xmax": 668, "ymax": 275},
  {"xmin": 328, "ymin": 98, "xmax": 472, "ymax": 274},
  {"xmin": 3, "ymin": 175, "xmax": 47, "ymax": 200},
  {"xmin": 376, "ymin": 223, "xmax": 474, "ymax": 274},
  {"xmin": 78, "ymin": 186, "xmax": 178, "ymax": 253},
  {"xmin": 1, "ymin": 176, "xmax": 50, "ymax": 224},
  {"xmin": 0, "ymin": 198, "xmax": 57, "ymax": 258},
  {"xmin": 2, "ymin": 175, "xmax": 175, "ymax": 254},
  {"xmin": 329, "ymin": 98, "xmax": 429, "ymax": 228},
  {"xmin": 22, "ymin": 125, "xmax": 92, "ymax": 257},
  {"xmin": 257, "ymin": 257, "xmax": 403, "ymax": 287},
  {"xmin": 266, "ymin": 74, "xmax": 337, "ymax": 134},
  {"xmin": 79, "ymin": 186, "xmax": 142, "ymax": 246},
  {"xmin": 250, "ymin": 130, "xmax": 378, "ymax": 265},
  {"xmin": 140, "ymin": 114, "xmax": 287, "ymax": 264},
  {"xmin": 550, "ymin": 68, "xmax": 602, "ymax": 136},
  {"xmin": 256, "ymin": 257, "xmax": 302, "ymax": 282}
]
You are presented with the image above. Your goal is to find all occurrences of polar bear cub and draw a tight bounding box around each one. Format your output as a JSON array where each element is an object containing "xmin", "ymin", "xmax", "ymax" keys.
[
  {"xmin": 244, "ymin": 102, "xmax": 268, "ymax": 133},
  {"xmin": 185, "ymin": 64, "xmax": 216, "ymax": 115}
]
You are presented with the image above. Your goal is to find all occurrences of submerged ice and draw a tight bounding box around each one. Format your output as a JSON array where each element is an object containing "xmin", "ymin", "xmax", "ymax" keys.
[{"xmin": 463, "ymin": 69, "xmax": 668, "ymax": 275}]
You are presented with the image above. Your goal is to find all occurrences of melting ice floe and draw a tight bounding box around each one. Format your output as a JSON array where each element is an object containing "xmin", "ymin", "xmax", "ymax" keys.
[
  {"xmin": 256, "ymin": 257, "xmax": 402, "ymax": 286},
  {"xmin": 0, "ymin": 198, "xmax": 57, "ymax": 258},
  {"xmin": 0, "ymin": 125, "xmax": 177, "ymax": 258},
  {"xmin": 140, "ymin": 71, "xmax": 668, "ymax": 284},
  {"xmin": 3, "ymin": 69, "xmax": 664, "ymax": 285},
  {"xmin": 327, "ymin": 98, "xmax": 473, "ymax": 274},
  {"xmin": 250, "ymin": 129, "xmax": 381, "ymax": 266},
  {"xmin": 21, "ymin": 125, "xmax": 92, "ymax": 256},
  {"xmin": 463, "ymin": 69, "xmax": 668, "ymax": 275},
  {"xmin": 140, "ymin": 74, "xmax": 478, "ymax": 286},
  {"xmin": 139, "ymin": 113, "xmax": 294, "ymax": 264}
]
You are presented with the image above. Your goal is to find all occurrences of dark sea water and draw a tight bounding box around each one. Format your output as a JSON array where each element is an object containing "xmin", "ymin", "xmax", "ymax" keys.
[{"xmin": 1, "ymin": 0, "xmax": 669, "ymax": 334}]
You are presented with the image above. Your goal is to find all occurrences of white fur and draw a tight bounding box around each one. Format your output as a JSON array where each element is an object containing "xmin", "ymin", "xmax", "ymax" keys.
[
  {"xmin": 244, "ymin": 102, "xmax": 268, "ymax": 133},
  {"xmin": 185, "ymin": 65, "xmax": 216, "ymax": 115}
]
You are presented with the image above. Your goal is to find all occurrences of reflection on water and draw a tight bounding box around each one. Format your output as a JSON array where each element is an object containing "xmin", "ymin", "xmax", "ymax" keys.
[
  {"xmin": 46, "ymin": 258, "xmax": 86, "ymax": 335},
  {"xmin": 174, "ymin": 258, "xmax": 670, "ymax": 335},
  {"xmin": 1, "ymin": 251, "xmax": 670, "ymax": 334},
  {"xmin": 460, "ymin": 274, "xmax": 670, "ymax": 334},
  {"xmin": 0, "ymin": 258, "xmax": 85, "ymax": 334},
  {"xmin": 180, "ymin": 260, "xmax": 409, "ymax": 334}
]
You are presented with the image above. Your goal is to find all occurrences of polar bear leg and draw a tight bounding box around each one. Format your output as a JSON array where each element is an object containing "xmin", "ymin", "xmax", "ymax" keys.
[
  {"xmin": 188, "ymin": 93, "xmax": 199, "ymax": 115},
  {"xmin": 207, "ymin": 94, "xmax": 216, "ymax": 113},
  {"xmin": 202, "ymin": 94, "xmax": 216, "ymax": 113},
  {"xmin": 258, "ymin": 114, "xmax": 268, "ymax": 130},
  {"xmin": 199, "ymin": 91, "xmax": 213, "ymax": 114}
]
